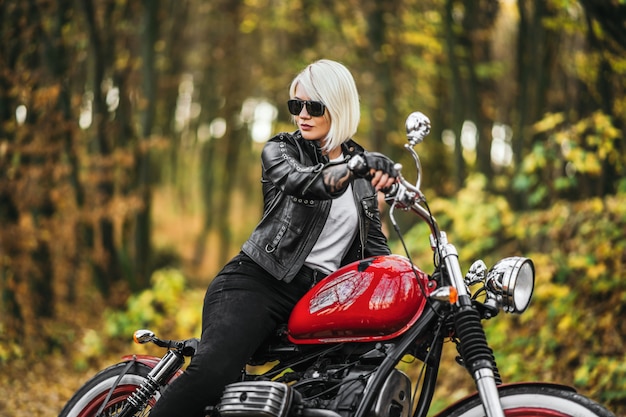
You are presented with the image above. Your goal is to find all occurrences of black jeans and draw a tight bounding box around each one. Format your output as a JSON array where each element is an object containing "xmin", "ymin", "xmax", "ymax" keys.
[{"xmin": 148, "ymin": 252, "xmax": 315, "ymax": 417}]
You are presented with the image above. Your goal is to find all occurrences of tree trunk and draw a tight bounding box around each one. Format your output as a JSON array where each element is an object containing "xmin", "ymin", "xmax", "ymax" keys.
[
  {"xmin": 81, "ymin": 0, "xmax": 123, "ymax": 294},
  {"xmin": 444, "ymin": 0, "xmax": 466, "ymax": 189},
  {"xmin": 462, "ymin": 0, "xmax": 498, "ymax": 181},
  {"xmin": 132, "ymin": 0, "xmax": 160, "ymax": 289}
]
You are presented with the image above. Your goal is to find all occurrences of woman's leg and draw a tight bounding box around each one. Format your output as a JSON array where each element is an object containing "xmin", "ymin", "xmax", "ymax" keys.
[{"xmin": 148, "ymin": 253, "xmax": 311, "ymax": 417}]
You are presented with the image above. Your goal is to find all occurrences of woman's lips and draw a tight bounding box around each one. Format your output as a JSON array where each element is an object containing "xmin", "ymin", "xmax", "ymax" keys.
[{"xmin": 300, "ymin": 123, "xmax": 313, "ymax": 131}]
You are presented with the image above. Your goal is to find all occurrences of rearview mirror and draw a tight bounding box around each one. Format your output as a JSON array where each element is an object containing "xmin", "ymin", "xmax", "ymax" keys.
[{"xmin": 405, "ymin": 112, "xmax": 431, "ymax": 146}]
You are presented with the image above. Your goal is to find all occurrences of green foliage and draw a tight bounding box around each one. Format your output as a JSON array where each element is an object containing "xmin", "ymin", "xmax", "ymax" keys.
[
  {"xmin": 514, "ymin": 111, "xmax": 625, "ymax": 208},
  {"xmin": 105, "ymin": 268, "xmax": 204, "ymax": 340},
  {"xmin": 495, "ymin": 194, "xmax": 626, "ymax": 407},
  {"xmin": 74, "ymin": 268, "xmax": 204, "ymax": 369}
]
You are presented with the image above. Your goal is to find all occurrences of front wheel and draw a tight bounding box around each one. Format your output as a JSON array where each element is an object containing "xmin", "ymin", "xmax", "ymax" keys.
[
  {"xmin": 59, "ymin": 361, "xmax": 160, "ymax": 417},
  {"xmin": 436, "ymin": 384, "xmax": 615, "ymax": 417}
]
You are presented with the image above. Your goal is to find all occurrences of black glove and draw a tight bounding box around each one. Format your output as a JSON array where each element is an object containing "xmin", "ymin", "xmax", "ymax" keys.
[{"xmin": 348, "ymin": 152, "xmax": 398, "ymax": 179}]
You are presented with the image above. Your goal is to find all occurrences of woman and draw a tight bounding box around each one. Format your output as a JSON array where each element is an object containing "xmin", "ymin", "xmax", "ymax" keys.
[{"xmin": 148, "ymin": 59, "xmax": 398, "ymax": 417}]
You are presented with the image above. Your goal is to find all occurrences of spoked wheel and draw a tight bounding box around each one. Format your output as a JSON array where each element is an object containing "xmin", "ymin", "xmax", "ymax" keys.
[
  {"xmin": 437, "ymin": 384, "xmax": 615, "ymax": 417},
  {"xmin": 59, "ymin": 362, "xmax": 160, "ymax": 417}
]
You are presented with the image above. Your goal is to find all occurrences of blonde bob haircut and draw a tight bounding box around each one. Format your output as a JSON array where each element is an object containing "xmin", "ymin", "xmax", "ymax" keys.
[{"xmin": 289, "ymin": 59, "xmax": 360, "ymax": 152}]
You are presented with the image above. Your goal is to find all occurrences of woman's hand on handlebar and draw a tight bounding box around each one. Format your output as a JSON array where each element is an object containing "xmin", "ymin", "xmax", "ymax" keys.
[
  {"xmin": 348, "ymin": 152, "xmax": 399, "ymax": 192},
  {"xmin": 370, "ymin": 169, "xmax": 397, "ymax": 192}
]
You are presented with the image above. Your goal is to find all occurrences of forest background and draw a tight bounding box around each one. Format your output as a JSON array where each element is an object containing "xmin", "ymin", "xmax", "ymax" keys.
[{"xmin": 1, "ymin": 0, "xmax": 625, "ymax": 416}]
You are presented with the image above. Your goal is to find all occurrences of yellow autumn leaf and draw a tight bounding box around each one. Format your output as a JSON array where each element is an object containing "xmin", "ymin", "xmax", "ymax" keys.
[
  {"xmin": 533, "ymin": 112, "xmax": 565, "ymax": 133},
  {"xmin": 567, "ymin": 254, "xmax": 589, "ymax": 269},
  {"xmin": 586, "ymin": 263, "xmax": 607, "ymax": 280},
  {"xmin": 557, "ymin": 315, "xmax": 573, "ymax": 333}
]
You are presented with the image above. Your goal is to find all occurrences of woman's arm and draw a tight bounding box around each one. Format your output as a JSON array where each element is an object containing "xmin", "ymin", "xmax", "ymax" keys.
[
  {"xmin": 261, "ymin": 138, "xmax": 338, "ymax": 199},
  {"xmin": 261, "ymin": 135, "xmax": 397, "ymax": 199}
]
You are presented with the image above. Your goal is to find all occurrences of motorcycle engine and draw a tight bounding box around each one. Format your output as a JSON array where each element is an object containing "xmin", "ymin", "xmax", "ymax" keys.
[{"xmin": 216, "ymin": 365, "xmax": 412, "ymax": 417}]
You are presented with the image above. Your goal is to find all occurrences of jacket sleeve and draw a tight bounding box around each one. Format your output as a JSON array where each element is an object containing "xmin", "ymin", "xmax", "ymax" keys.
[
  {"xmin": 261, "ymin": 135, "xmax": 349, "ymax": 200},
  {"xmin": 364, "ymin": 207, "xmax": 391, "ymax": 257},
  {"xmin": 359, "ymin": 181, "xmax": 391, "ymax": 257}
]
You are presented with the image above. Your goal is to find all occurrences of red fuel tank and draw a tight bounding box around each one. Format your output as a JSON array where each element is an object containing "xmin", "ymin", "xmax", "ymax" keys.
[{"xmin": 288, "ymin": 255, "xmax": 434, "ymax": 344}]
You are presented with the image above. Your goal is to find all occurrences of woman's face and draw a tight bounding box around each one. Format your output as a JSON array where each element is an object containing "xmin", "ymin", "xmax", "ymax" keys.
[{"xmin": 292, "ymin": 83, "xmax": 331, "ymax": 143}]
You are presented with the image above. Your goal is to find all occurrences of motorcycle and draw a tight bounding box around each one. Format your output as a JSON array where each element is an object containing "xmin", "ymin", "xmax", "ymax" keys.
[{"xmin": 59, "ymin": 112, "xmax": 616, "ymax": 417}]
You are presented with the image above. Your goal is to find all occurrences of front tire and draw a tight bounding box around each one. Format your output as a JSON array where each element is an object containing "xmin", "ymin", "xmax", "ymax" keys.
[
  {"xmin": 437, "ymin": 384, "xmax": 615, "ymax": 417},
  {"xmin": 59, "ymin": 361, "xmax": 160, "ymax": 417}
]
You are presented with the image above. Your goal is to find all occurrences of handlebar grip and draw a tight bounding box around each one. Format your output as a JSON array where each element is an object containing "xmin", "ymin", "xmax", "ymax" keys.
[
  {"xmin": 347, "ymin": 154, "xmax": 369, "ymax": 177},
  {"xmin": 348, "ymin": 153, "xmax": 398, "ymax": 179}
]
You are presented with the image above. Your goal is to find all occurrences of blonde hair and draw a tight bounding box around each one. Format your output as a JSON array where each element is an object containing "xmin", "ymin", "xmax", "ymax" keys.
[{"xmin": 289, "ymin": 59, "xmax": 360, "ymax": 152}]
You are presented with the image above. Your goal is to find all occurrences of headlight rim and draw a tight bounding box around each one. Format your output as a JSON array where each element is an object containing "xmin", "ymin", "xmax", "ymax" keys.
[{"xmin": 488, "ymin": 256, "xmax": 535, "ymax": 314}]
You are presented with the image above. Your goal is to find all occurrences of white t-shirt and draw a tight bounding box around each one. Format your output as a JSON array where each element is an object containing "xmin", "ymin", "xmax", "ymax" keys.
[{"xmin": 304, "ymin": 154, "xmax": 358, "ymax": 274}]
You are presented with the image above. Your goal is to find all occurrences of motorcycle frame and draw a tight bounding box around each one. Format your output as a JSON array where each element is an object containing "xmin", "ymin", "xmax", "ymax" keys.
[
  {"xmin": 352, "ymin": 303, "xmax": 446, "ymax": 417},
  {"xmin": 121, "ymin": 301, "xmax": 580, "ymax": 417},
  {"xmin": 122, "ymin": 301, "xmax": 448, "ymax": 417}
]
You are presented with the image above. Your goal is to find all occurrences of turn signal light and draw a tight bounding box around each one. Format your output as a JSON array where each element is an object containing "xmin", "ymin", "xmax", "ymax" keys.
[
  {"xmin": 133, "ymin": 329, "xmax": 156, "ymax": 344},
  {"xmin": 448, "ymin": 286, "xmax": 458, "ymax": 304},
  {"xmin": 429, "ymin": 286, "xmax": 458, "ymax": 304}
]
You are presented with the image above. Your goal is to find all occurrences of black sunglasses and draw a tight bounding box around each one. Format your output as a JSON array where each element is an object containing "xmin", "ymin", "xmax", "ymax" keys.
[{"xmin": 287, "ymin": 99, "xmax": 326, "ymax": 117}]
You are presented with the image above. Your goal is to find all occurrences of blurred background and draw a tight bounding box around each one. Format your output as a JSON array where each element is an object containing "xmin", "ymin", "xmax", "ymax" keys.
[{"xmin": 0, "ymin": 0, "xmax": 624, "ymax": 415}]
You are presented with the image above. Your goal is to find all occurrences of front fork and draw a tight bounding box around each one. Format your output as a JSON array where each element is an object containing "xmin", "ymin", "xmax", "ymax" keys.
[
  {"xmin": 454, "ymin": 300, "xmax": 504, "ymax": 417},
  {"xmin": 438, "ymin": 235, "xmax": 505, "ymax": 417},
  {"xmin": 108, "ymin": 350, "xmax": 185, "ymax": 417}
]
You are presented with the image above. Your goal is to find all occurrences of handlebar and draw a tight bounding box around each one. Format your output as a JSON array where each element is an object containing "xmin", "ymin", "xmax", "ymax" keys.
[
  {"xmin": 133, "ymin": 329, "xmax": 199, "ymax": 357},
  {"xmin": 383, "ymin": 110, "xmax": 442, "ymax": 243},
  {"xmin": 387, "ymin": 111, "xmax": 476, "ymax": 303}
]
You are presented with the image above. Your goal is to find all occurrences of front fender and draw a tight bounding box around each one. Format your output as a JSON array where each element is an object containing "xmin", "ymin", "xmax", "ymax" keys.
[
  {"xmin": 434, "ymin": 382, "xmax": 577, "ymax": 417},
  {"xmin": 121, "ymin": 354, "xmax": 186, "ymax": 381}
]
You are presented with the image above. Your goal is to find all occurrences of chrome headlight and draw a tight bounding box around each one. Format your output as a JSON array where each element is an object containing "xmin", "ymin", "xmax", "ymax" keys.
[{"xmin": 485, "ymin": 257, "xmax": 535, "ymax": 313}]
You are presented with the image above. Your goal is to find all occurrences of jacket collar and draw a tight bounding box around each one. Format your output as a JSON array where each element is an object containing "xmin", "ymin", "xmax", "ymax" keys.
[{"xmin": 293, "ymin": 130, "xmax": 365, "ymax": 162}]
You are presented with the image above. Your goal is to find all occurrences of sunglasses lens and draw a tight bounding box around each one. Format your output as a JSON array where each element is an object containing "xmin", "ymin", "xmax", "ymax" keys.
[
  {"xmin": 287, "ymin": 100, "xmax": 325, "ymax": 117},
  {"xmin": 307, "ymin": 101, "xmax": 325, "ymax": 117},
  {"xmin": 287, "ymin": 100, "xmax": 303, "ymax": 115}
]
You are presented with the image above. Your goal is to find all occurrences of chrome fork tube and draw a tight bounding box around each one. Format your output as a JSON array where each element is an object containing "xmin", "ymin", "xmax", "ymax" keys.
[
  {"xmin": 119, "ymin": 350, "xmax": 185, "ymax": 417},
  {"xmin": 439, "ymin": 239, "xmax": 469, "ymax": 298},
  {"xmin": 475, "ymin": 369, "xmax": 505, "ymax": 417},
  {"xmin": 442, "ymin": 238, "xmax": 505, "ymax": 417},
  {"xmin": 147, "ymin": 350, "xmax": 185, "ymax": 383}
]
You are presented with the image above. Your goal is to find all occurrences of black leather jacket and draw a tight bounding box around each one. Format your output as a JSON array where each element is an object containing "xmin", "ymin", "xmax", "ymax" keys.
[{"xmin": 242, "ymin": 131, "xmax": 391, "ymax": 282}]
